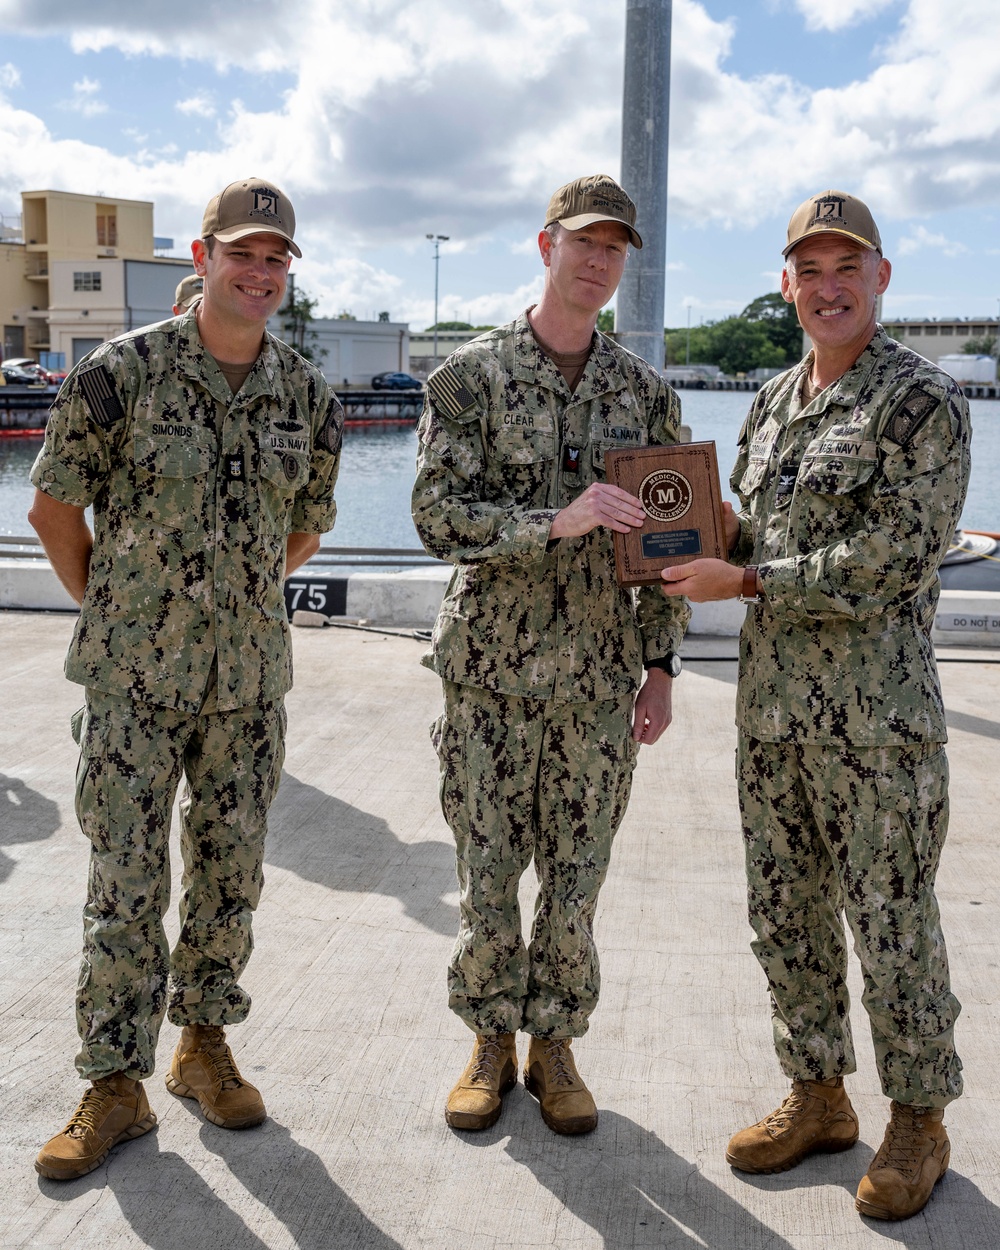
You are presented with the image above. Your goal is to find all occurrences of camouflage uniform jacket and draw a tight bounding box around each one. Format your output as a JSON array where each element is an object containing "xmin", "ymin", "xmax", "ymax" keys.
[
  {"xmin": 412, "ymin": 312, "xmax": 690, "ymax": 701},
  {"xmin": 31, "ymin": 309, "xmax": 343, "ymax": 713},
  {"xmin": 729, "ymin": 326, "xmax": 971, "ymax": 745}
]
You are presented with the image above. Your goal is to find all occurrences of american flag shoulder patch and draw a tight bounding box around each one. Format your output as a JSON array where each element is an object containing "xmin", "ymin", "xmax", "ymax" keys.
[
  {"xmin": 429, "ymin": 365, "xmax": 477, "ymax": 419},
  {"xmin": 76, "ymin": 363, "xmax": 127, "ymax": 431}
]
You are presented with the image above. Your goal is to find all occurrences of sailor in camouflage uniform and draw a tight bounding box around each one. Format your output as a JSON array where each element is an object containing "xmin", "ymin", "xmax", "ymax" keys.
[
  {"xmin": 661, "ymin": 191, "xmax": 971, "ymax": 1221},
  {"xmin": 29, "ymin": 178, "xmax": 342, "ymax": 1179},
  {"xmin": 413, "ymin": 175, "xmax": 690, "ymax": 1136}
]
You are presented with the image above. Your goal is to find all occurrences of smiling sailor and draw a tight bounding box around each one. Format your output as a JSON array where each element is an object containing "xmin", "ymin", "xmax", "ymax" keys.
[
  {"xmin": 660, "ymin": 190, "xmax": 972, "ymax": 1222},
  {"xmin": 29, "ymin": 177, "xmax": 342, "ymax": 1179},
  {"xmin": 412, "ymin": 174, "xmax": 690, "ymax": 1137}
]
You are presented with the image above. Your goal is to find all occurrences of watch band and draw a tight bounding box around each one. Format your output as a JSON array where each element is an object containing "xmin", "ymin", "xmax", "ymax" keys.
[
  {"xmin": 739, "ymin": 566, "xmax": 761, "ymax": 604},
  {"xmin": 644, "ymin": 651, "xmax": 682, "ymax": 678}
]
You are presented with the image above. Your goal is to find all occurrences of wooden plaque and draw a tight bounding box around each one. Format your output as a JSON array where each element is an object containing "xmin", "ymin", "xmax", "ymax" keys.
[{"xmin": 606, "ymin": 441, "xmax": 727, "ymax": 587}]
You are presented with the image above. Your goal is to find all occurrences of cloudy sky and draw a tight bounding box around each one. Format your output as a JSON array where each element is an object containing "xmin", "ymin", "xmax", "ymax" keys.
[{"xmin": 1, "ymin": 0, "xmax": 998, "ymax": 331}]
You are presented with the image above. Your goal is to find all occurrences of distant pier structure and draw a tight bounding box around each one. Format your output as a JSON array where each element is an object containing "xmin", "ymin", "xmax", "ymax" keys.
[{"xmin": 615, "ymin": 0, "xmax": 672, "ymax": 371}]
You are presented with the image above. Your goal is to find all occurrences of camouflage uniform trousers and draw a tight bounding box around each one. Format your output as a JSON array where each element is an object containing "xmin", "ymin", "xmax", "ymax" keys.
[
  {"xmin": 72, "ymin": 684, "xmax": 285, "ymax": 1081},
  {"xmin": 737, "ymin": 736, "xmax": 963, "ymax": 1108},
  {"xmin": 433, "ymin": 679, "xmax": 639, "ymax": 1038}
]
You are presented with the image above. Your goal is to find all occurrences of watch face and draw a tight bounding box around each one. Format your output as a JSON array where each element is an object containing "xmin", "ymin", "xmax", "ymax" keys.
[{"xmin": 666, "ymin": 652, "xmax": 682, "ymax": 677}]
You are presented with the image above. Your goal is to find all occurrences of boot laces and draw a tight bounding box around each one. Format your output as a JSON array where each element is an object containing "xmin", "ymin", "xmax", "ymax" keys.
[
  {"xmin": 541, "ymin": 1039, "xmax": 575, "ymax": 1088},
  {"xmin": 762, "ymin": 1081, "xmax": 814, "ymax": 1132},
  {"xmin": 873, "ymin": 1105, "xmax": 931, "ymax": 1175},
  {"xmin": 64, "ymin": 1080, "xmax": 119, "ymax": 1138},
  {"xmin": 469, "ymin": 1037, "xmax": 505, "ymax": 1086},
  {"xmin": 194, "ymin": 1027, "xmax": 242, "ymax": 1089}
]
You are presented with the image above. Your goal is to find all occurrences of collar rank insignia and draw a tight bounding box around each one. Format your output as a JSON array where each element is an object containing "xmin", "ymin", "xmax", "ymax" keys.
[
  {"xmin": 429, "ymin": 365, "xmax": 476, "ymax": 420},
  {"xmin": 77, "ymin": 363, "xmax": 126, "ymax": 431},
  {"xmin": 889, "ymin": 388, "xmax": 938, "ymax": 447}
]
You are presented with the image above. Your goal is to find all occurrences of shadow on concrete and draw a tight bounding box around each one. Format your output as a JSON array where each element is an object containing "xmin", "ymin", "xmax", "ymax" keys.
[
  {"xmin": 0, "ymin": 773, "xmax": 61, "ymax": 883},
  {"xmin": 266, "ymin": 772, "xmax": 458, "ymax": 937},
  {"xmin": 198, "ymin": 1115, "xmax": 403, "ymax": 1249},
  {"xmin": 685, "ymin": 659, "xmax": 739, "ymax": 688},
  {"xmin": 463, "ymin": 1106, "xmax": 798, "ymax": 1250},
  {"xmin": 726, "ymin": 1132, "xmax": 1000, "ymax": 1246},
  {"xmin": 945, "ymin": 709, "xmax": 1000, "ymax": 741},
  {"xmin": 38, "ymin": 1128, "xmax": 273, "ymax": 1249}
]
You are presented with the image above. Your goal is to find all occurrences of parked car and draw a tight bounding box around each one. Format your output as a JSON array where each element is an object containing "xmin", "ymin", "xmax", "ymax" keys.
[
  {"xmin": 2, "ymin": 358, "xmax": 50, "ymax": 385},
  {"xmin": 371, "ymin": 371, "xmax": 422, "ymax": 390},
  {"xmin": 1, "ymin": 363, "xmax": 44, "ymax": 385}
]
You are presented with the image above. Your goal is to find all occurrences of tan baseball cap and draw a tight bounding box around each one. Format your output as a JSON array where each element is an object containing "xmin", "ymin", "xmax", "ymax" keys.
[
  {"xmin": 545, "ymin": 174, "xmax": 642, "ymax": 249},
  {"xmin": 783, "ymin": 189, "xmax": 882, "ymax": 258},
  {"xmin": 201, "ymin": 177, "xmax": 301, "ymax": 258},
  {"xmin": 174, "ymin": 274, "xmax": 203, "ymax": 311}
]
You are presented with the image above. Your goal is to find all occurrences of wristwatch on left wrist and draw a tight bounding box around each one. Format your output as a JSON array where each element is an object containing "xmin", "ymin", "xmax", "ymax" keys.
[{"xmin": 644, "ymin": 651, "xmax": 682, "ymax": 678}]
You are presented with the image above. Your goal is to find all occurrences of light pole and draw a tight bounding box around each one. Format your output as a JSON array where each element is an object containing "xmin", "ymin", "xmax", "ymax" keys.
[
  {"xmin": 427, "ymin": 233, "xmax": 449, "ymax": 370},
  {"xmin": 685, "ymin": 300, "xmax": 692, "ymax": 365}
]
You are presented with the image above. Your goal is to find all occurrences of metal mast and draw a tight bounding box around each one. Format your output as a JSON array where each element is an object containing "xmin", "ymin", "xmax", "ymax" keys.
[{"xmin": 615, "ymin": 0, "xmax": 672, "ymax": 370}]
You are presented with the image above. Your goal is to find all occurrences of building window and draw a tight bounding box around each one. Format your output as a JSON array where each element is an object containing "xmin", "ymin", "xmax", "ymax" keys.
[
  {"xmin": 909, "ymin": 326, "xmax": 922, "ymax": 336},
  {"xmin": 96, "ymin": 210, "xmax": 117, "ymax": 248},
  {"xmin": 956, "ymin": 325, "xmax": 970, "ymax": 335},
  {"xmin": 73, "ymin": 271, "xmax": 102, "ymax": 292},
  {"xmin": 940, "ymin": 325, "xmax": 953, "ymax": 335},
  {"xmin": 925, "ymin": 326, "xmax": 938, "ymax": 336}
]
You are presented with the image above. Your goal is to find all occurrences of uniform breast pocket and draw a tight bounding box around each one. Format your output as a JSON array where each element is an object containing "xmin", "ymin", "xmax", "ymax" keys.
[
  {"xmin": 798, "ymin": 454, "xmax": 877, "ymax": 498},
  {"xmin": 737, "ymin": 458, "xmax": 769, "ymax": 498},
  {"xmin": 133, "ymin": 432, "xmax": 214, "ymax": 531},
  {"xmin": 258, "ymin": 433, "xmax": 310, "ymax": 533},
  {"xmin": 489, "ymin": 424, "xmax": 556, "ymax": 504}
]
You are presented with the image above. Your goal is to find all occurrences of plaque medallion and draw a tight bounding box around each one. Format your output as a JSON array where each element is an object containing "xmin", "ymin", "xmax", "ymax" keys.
[{"xmin": 639, "ymin": 469, "xmax": 693, "ymax": 523}]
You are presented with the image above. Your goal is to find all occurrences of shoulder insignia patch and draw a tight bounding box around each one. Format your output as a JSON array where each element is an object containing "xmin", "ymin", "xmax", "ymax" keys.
[
  {"xmin": 76, "ymin": 363, "xmax": 126, "ymax": 431},
  {"xmin": 429, "ymin": 365, "xmax": 476, "ymax": 419},
  {"xmin": 317, "ymin": 397, "xmax": 344, "ymax": 456},
  {"xmin": 888, "ymin": 387, "xmax": 938, "ymax": 447}
]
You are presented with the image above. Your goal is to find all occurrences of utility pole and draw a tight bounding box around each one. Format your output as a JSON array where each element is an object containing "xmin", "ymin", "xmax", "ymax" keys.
[
  {"xmin": 616, "ymin": 0, "xmax": 672, "ymax": 371},
  {"xmin": 426, "ymin": 234, "xmax": 449, "ymax": 370}
]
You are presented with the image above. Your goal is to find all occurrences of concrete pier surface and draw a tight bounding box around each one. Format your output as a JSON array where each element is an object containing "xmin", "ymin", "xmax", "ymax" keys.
[{"xmin": 2, "ymin": 610, "xmax": 999, "ymax": 1249}]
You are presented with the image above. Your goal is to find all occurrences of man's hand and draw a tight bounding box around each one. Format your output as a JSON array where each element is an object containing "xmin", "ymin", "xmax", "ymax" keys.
[
  {"xmin": 661, "ymin": 558, "xmax": 744, "ymax": 603},
  {"xmin": 285, "ymin": 532, "xmax": 320, "ymax": 576},
  {"xmin": 722, "ymin": 500, "xmax": 740, "ymax": 554},
  {"xmin": 549, "ymin": 482, "xmax": 645, "ymax": 541},
  {"xmin": 27, "ymin": 490, "xmax": 92, "ymax": 605},
  {"xmin": 632, "ymin": 666, "xmax": 673, "ymax": 744}
]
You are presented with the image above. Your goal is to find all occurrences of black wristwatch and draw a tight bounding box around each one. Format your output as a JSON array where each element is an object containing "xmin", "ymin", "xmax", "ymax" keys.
[{"xmin": 644, "ymin": 651, "xmax": 682, "ymax": 678}]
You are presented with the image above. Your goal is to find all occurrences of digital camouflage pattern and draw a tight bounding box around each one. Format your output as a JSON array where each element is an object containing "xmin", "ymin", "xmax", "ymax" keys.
[
  {"xmin": 728, "ymin": 327, "xmax": 968, "ymax": 1107},
  {"xmin": 412, "ymin": 312, "xmax": 690, "ymax": 700},
  {"xmin": 738, "ymin": 738, "xmax": 962, "ymax": 1107},
  {"xmin": 31, "ymin": 307, "xmax": 343, "ymax": 713},
  {"xmin": 74, "ymin": 687, "xmax": 285, "ymax": 1080},
  {"xmin": 434, "ymin": 681, "xmax": 638, "ymax": 1038},
  {"xmin": 730, "ymin": 327, "xmax": 971, "ymax": 745}
]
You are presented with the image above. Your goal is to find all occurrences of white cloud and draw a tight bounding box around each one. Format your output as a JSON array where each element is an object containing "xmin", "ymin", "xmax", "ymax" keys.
[
  {"xmin": 64, "ymin": 76, "xmax": 107, "ymax": 116},
  {"xmin": 175, "ymin": 92, "xmax": 215, "ymax": 119},
  {"xmin": 0, "ymin": 0, "xmax": 998, "ymax": 320},
  {"xmin": 0, "ymin": 62, "xmax": 20, "ymax": 90},
  {"xmin": 792, "ymin": 0, "xmax": 899, "ymax": 33},
  {"xmin": 896, "ymin": 224, "xmax": 969, "ymax": 257}
]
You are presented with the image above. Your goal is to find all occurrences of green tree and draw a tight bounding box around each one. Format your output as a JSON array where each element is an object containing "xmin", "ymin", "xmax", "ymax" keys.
[
  {"xmin": 962, "ymin": 335, "xmax": 998, "ymax": 356},
  {"xmin": 597, "ymin": 309, "xmax": 615, "ymax": 333},
  {"xmin": 740, "ymin": 292, "xmax": 803, "ymax": 362},
  {"xmin": 282, "ymin": 286, "xmax": 328, "ymax": 364},
  {"xmin": 707, "ymin": 318, "xmax": 786, "ymax": 376},
  {"xmin": 427, "ymin": 320, "xmax": 475, "ymax": 330}
]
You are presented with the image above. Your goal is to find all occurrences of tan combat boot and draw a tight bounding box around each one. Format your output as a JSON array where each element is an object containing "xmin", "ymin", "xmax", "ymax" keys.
[
  {"xmin": 445, "ymin": 1033, "xmax": 517, "ymax": 1130},
  {"xmin": 523, "ymin": 1037, "xmax": 598, "ymax": 1135},
  {"xmin": 35, "ymin": 1072, "xmax": 157, "ymax": 1180},
  {"xmin": 855, "ymin": 1102, "xmax": 950, "ymax": 1220},
  {"xmin": 726, "ymin": 1077, "xmax": 859, "ymax": 1173},
  {"xmin": 165, "ymin": 1024, "xmax": 266, "ymax": 1129}
]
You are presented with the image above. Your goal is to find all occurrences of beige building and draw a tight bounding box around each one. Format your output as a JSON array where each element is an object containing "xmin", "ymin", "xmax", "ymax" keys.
[
  {"xmin": 881, "ymin": 317, "xmax": 999, "ymax": 366},
  {"xmin": 2, "ymin": 189, "xmax": 187, "ymax": 367}
]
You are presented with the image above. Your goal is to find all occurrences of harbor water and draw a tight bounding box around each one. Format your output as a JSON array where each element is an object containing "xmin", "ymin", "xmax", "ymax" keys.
[{"xmin": 2, "ymin": 390, "xmax": 998, "ymax": 540}]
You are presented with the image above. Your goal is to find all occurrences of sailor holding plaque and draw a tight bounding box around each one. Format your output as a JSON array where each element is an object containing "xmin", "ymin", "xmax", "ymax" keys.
[
  {"xmin": 660, "ymin": 190, "xmax": 971, "ymax": 1222},
  {"xmin": 412, "ymin": 174, "xmax": 689, "ymax": 1137}
]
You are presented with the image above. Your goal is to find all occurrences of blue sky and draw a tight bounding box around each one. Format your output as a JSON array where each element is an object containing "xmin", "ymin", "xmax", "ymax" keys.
[{"xmin": 1, "ymin": 0, "xmax": 997, "ymax": 330}]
